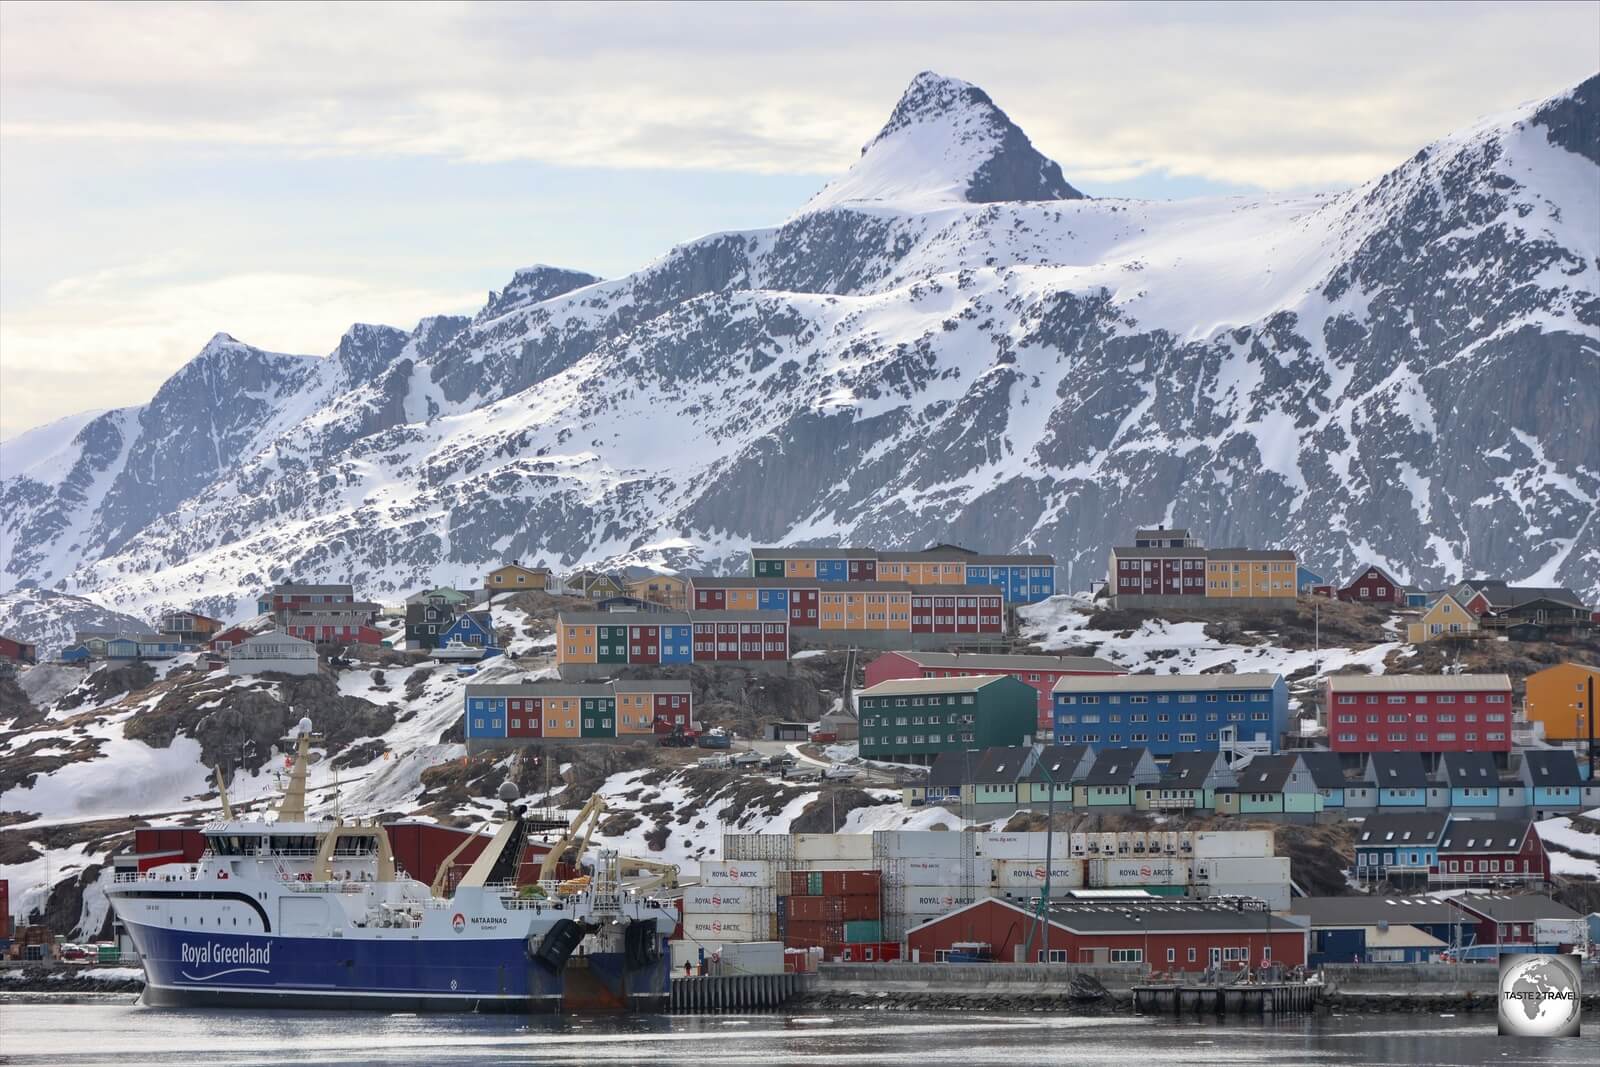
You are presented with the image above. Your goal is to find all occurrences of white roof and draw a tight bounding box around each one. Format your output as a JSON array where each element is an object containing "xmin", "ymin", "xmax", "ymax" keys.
[{"xmin": 1326, "ymin": 674, "xmax": 1511, "ymax": 693}]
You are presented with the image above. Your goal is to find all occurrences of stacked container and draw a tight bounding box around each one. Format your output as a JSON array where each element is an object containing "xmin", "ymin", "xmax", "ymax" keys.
[{"xmin": 781, "ymin": 868, "xmax": 884, "ymax": 959}]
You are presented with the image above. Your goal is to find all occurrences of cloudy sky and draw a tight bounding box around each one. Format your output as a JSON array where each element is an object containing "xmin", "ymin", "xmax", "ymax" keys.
[{"xmin": 1, "ymin": 1, "xmax": 1595, "ymax": 439}]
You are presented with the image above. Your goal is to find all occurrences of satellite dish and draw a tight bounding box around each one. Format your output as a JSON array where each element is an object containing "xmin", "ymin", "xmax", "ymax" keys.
[{"xmin": 498, "ymin": 781, "xmax": 521, "ymax": 802}]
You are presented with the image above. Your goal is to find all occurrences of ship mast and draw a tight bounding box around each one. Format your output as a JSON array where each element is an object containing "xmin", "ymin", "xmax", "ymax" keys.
[{"xmin": 277, "ymin": 717, "xmax": 315, "ymax": 823}]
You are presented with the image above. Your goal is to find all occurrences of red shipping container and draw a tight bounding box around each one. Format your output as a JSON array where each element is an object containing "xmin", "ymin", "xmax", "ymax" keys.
[
  {"xmin": 838, "ymin": 942, "xmax": 900, "ymax": 963},
  {"xmin": 784, "ymin": 920, "xmax": 844, "ymax": 947},
  {"xmin": 821, "ymin": 870, "xmax": 882, "ymax": 897},
  {"xmin": 841, "ymin": 896, "xmax": 880, "ymax": 922},
  {"xmin": 786, "ymin": 896, "xmax": 836, "ymax": 922},
  {"xmin": 0, "ymin": 879, "xmax": 9, "ymax": 940}
]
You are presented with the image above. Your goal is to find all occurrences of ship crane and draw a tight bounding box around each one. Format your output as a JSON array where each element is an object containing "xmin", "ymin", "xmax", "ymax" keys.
[
  {"xmin": 537, "ymin": 794, "xmax": 609, "ymax": 882},
  {"xmin": 618, "ymin": 856, "xmax": 680, "ymax": 892}
]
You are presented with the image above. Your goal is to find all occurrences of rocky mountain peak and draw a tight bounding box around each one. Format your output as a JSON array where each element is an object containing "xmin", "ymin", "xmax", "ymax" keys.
[
  {"xmin": 802, "ymin": 71, "xmax": 1084, "ymax": 214},
  {"xmin": 476, "ymin": 264, "xmax": 603, "ymax": 323}
]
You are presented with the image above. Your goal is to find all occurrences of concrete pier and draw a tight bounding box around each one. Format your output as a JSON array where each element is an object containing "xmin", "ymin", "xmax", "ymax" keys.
[
  {"xmin": 1133, "ymin": 981, "xmax": 1321, "ymax": 1016},
  {"xmin": 669, "ymin": 973, "xmax": 808, "ymax": 1013}
]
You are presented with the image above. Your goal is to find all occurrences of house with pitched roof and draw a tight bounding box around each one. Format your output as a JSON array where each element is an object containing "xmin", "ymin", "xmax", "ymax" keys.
[
  {"xmin": 969, "ymin": 746, "xmax": 1036, "ymax": 809},
  {"xmin": 1337, "ymin": 563, "xmax": 1406, "ymax": 606},
  {"xmin": 1439, "ymin": 751, "xmax": 1501, "ymax": 811},
  {"xmin": 1432, "ymin": 819, "xmax": 1549, "ymax": 887},
  {"xmin": 1137, "ymin": 750, "xmax": 1235, "ymax": 813},
  {"xmin": 1298, "ymin": 750, "xmax": 1376, "ymax": 813},
  {"xmin": 1405, "ymin": 592, "xmax": 1480, "ymax": 643},
  {"xmin": 1213, "ymin": 754, "xmax": 1322, "ymax": 821},
  {"xmin": 1366, "ymin": 751, "xmax": 1444, "ymax": 811},
  {"xmin": 1352, "ymin": 812, "xmax": 1450, "ymax": 883},
  {"xmin": 1019, "ymin": 744, "xmax": 1093, "ymax": 808},
  {"xmin": 1291, "ymin": 896, "xmax": 1471, "ymax": 965},
  {"xmin": 1074, "ymin": 747, "xmax": 1159, "ymax": 811},
  {"xmin": 1517, "ymin": 749, "xmax": 1586, "ymax": 817}
]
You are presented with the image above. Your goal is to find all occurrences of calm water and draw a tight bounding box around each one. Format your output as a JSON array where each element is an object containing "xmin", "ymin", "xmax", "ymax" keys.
[{"xmin": 0, "ymin": 996, "xmax": 1594, "ymax": 1066}]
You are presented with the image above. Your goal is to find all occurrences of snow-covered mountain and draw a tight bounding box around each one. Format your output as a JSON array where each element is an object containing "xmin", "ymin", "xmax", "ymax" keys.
[
  {"xmin": 0, "ymin": 588, "xmax": 152, "ymax": 660},
  {"xmin": 1, "ymin": 70, "xmax": 1597, "ymax": 628}
]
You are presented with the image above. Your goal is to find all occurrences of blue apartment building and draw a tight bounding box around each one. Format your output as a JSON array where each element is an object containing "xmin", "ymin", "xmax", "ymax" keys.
[{"xmin": 1052, "ymin": 673, "xmax": 1288, "ymax": 757}]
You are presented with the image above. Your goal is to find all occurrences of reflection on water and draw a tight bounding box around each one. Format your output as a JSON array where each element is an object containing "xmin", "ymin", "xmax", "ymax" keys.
[{"xmin": 0, "ymin": 996, "xmax": 1593, "ymax": 1066}]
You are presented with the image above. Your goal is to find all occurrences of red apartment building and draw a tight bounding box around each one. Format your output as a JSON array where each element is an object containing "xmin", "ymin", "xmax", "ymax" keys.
[{"xmin": 1326, "ymin": 674, "xmax": 1514, "ymax": 754}]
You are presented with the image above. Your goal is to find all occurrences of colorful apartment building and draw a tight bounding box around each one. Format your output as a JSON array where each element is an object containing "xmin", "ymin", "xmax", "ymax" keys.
[
  {"xmin": 748, "ymin": 544, "xmax": 1055, "ymax": 603},
  {"xmin": 463, "ymin": 679, "xmax": 694, "ymax": 743},
  {"xmin": 1326, "ymin": 674, "xmax": 1514, "ymax": 754},
  {"xmin": 1523, "ymin": 662, "xmax": 1600, "ymax": 743},
  {"xmin": 1107, "ymin": 544, "xmax": 1297, "ymax": 605},
  {"xmin": 855, "ymin": 675, "xmax": 1038, "ymax": 764},
  {"xmin": 688, "ymin": 577, "xmax": 1004, "ymax": 636},
  {"xmin": 864, "ymin": 650, "xmax": 1124, "ymax": 732},
  {"xmin": 257, "ymin": 582, "xmax": 356, "ymax": 615},
  {"xmin": 553, "ymin": 610, "xmax": 789, "ymax": 667},
  {"xmin": 1052, "ymin": 673, "xmax": 1289, "ymax": 757}
]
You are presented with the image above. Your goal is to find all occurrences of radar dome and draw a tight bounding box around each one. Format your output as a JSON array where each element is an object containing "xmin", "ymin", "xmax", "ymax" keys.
[{"xmin": 498, "ymin": 781, "xmax": 521, "ymax": 802}]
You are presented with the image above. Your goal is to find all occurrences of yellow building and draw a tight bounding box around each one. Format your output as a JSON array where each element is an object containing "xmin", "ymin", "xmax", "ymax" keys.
[
  {"xmin": 485, "ymin": 563, "xmax": 549, "ymax": 592},
  {"xmin": 1525, "ymin": 663, "xmax": 1600, "ymax": 742},
  {"xmin": 558, "ymin": 621, "xmax": 598, "ymax": 664},
  {"xmin": 623, "ymin": 574, "xmax": 687, "ymax": 611},
  {"xmin": 1204, "ymin": 550, "xmax": 1297, "ymax": 598},
  {"xmin": 615, "ymin": 690, "xmax": 656, "ymax": 735},
  {"xmin": 1406, "ymin": 593, "xmax": 1479, "ymax": 643},
  {"xmin": 542, "ymin": 696, "xmax": 581, "ymax": 738}
]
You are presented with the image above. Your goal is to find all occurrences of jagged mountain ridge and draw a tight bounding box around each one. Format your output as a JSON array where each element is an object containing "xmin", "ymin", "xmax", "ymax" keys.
[{"xmin": 0, "ymin": 70, "xmax": 1596, "ymax": 628}]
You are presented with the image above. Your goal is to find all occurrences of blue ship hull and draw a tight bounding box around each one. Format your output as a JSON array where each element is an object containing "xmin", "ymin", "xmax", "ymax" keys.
[{"xmin": 125, "ymin": 920, "xmax": 670, "ymax": 1013}]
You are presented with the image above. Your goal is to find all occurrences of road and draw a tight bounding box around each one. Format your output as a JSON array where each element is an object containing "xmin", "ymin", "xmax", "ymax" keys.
[{"xmin": 741, "ymin": 737, "xmax": 904, "ymax": 786}]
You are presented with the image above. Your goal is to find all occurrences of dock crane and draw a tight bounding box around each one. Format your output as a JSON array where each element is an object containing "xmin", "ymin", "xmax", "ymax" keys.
[
  {"xmin": 536, "ymin": 794, "xmax": 609, "ymax": 882},
  {"xmin": 618, "ymin": 855, "xmax": 680, "ymax": 892}
]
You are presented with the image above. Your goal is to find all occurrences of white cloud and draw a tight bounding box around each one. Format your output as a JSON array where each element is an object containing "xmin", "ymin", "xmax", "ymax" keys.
[
  {"xmin": 1, "ymin": 2, "xmax": 1594, "ymax": 187},
  {"xmin": 0, "ymin": 268, "xmax": 480, "ymax": 438}
]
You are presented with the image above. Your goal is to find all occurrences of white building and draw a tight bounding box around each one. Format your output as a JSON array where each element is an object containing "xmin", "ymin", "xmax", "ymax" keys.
[{"xmin": 228, "ymin": 632, "xmax": 319, "ymax": 677}]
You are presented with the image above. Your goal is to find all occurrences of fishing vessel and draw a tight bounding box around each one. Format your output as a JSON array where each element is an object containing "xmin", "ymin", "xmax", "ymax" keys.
[{"xmin": 106, "ymin": 723, "xmax": 674, "ymax": 1012}]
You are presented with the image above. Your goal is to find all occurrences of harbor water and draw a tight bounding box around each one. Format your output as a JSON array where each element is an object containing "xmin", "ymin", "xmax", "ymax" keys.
[{"xmin": 0, "ymin": 996, "xmax": 1595, "ymax": 1066}]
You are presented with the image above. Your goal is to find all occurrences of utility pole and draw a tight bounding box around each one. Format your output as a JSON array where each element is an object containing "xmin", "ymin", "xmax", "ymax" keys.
[{"xmin": 1023, "ymin": 761, "xmax": 1056, "ymax": 964}]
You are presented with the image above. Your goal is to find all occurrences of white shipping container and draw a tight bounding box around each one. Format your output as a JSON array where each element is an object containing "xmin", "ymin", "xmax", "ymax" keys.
[
  {"xmin": 793, "ymin": 833, "xmax": 874, "ymax": 862},
  {"xmin": 991, "ymin": 859, "xmax": 1086, "ymax": 889},
  {"xmin": 888, "ymin": 856, "xmax": 970, "ymax": 885},
  {"xmin": 700, "ymin": 860, "xmax": 775, "ymax": 887},
  {"xmin": 680, "ymin": 886, "xmax": 775, "ymax": 915},
  {"xmin": 722, "ymin": 833, "xmax": 794, "ymax": 863},
  {"xmin": 682, "ymin": 915, "xmax": 759, "ymax": 941},
  {"xmin": 1193, "ymin": 830, "xmax": 1274, "ymax": 860},
  {"xmin": 716, "ymin": 940, "xmax": 786, "ymax": 975},
  {"xmin": 1090, "ymin": 858, "xmax": 1191, "ymax": 887},
  {"xmin": 1196, "ymin": 856, "xmax": 1290, "ymax": 886},
  {"xmin": 978, "ymin": 832, "xmax": 1072, "ymax": 860},
  {"xmin": 874, "ymin": 830, "xmax": 971, "ymax": 859},
  {"xmin": 1533, "ymin": 918, "xmax": 1587, "ymax": 946},
  {"xmin": 784, "ymin": 858, "xmax": 882, "ymax": 873},
  {"xmin": 893, "ymin": 885, "xmax": 976, "ymax": 916}
]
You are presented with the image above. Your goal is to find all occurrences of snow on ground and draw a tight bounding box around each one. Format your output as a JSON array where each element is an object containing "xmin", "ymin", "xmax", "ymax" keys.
[
  {"xmin": 838, "ymin": 794, "xmax": 968, "ymax": 834},
  {"xmin": 1536, "ymin": 810, "xmax": 1600, "ymax": 879},
  {"xmin": 1018, "ymin": 595, "xmax": 1405, "ymax": 686}
]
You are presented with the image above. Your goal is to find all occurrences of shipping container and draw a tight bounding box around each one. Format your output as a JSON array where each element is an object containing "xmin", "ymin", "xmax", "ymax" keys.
[
  {"xmin": 823, "ymin": 870, "xmax": 882, "ymax": 897},
  {"xmin": 873, "ymin": 830, "xmax": 971, "ymax": 859},
  {"xmin": 715, "ymin": 940, "xmax": 786, "ymax": 975},
  {"xmin": 700, "ymin": 860, "xmax": 775, "ymax": 887},
  {"xmin": 977, "ymin": 832, "xmax": 1073, "ymax": 860},
  {"xmin": 1089, "ymin": 858, "xmax": 1191, "ymax": 887},
  {"xmin": 1194, "ymin": 856, "xmax": 1289, "ymax": 886},
  {"xmin": 890, "ymin": 885, "xmax": 975, "ymax": 916},
  {"xmin": 1534, "ymin": 919, "xmax": 1587, "ymax": 946},
  {"xmin": 887, "ymin": 856, "xmax": 970, "ymax": 885},
  {"xmin": 0, "ymin": 879, "xmax": 8, "ymax": 941},
  {"xmin": 722, "ymin": 833, "xmax": 795, "ymax": 863},
  {"xmin": 784, "ymin": 919, "xmax": 845, "ymax": 947},
  {"xmin": 682, "ymin": 915, "xmax": 760, "ymax": 941},
  {"xmin": 1193, "ymin": 830, "xmax": 1274, "ymax": 860},
  {"xmin": 785, "ymin": 895, "xmax": 880, "ymax": 922},
  {"xmin": 680, "ymin": 885, "xmax": 775, "ymax": 914},
  {"xmin": 842, "ymin": 919, "xmax": 883, "ymax": 943},
  {"xmin": 990, "ymin": 859, "xmax": 1086, "ymax": 890},
  {"xmin": 793, "ymin": 833, "xmax": 875, "ymax": 862}
]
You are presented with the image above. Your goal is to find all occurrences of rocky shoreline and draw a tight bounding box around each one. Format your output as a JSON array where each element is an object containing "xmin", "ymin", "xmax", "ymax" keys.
[{"xmin": 0, "ymin": 967, "xmax": 145, "ymax": 995}]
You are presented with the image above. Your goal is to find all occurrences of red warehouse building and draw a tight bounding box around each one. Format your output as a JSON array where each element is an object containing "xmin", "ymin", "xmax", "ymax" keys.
[
  {"xmin": 1448, "ymin": 893, "xmax": 1584, "ymax": 948},
  {"xmin": 865, "ymin": 651, "xmax": 1125, "ymax": 732},
  {"xmin": 1326, "ymin": 674, "xmax": 1513, "ymax": 754},
  {"xmin": 907, "ymin": 898, "xmax": 1307, "ymax": 971},
  {"xmin": 1431, "ymin": 820, "xmax": 1550, "ymax": 887},
  {"xmin": 1337, "ymin": 564, "xmax": 1407, "ymax": 605}
]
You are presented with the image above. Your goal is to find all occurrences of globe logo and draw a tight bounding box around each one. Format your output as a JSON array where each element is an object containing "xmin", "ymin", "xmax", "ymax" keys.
[{"xmin": 1497, "ymin": 953, "xmax": 1581, "ymax": 1038}]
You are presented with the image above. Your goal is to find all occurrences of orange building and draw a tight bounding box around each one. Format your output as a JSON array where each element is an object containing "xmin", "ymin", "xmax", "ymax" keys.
[{"xmin": 1525, "ymin": 663, "xmax": 1600, "ymax": 742}]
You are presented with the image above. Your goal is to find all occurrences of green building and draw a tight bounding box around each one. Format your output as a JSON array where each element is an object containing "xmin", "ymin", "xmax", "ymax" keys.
[{"xmin": 856, "ymin": 674, "xmax": 1039, "ymax": 765}]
